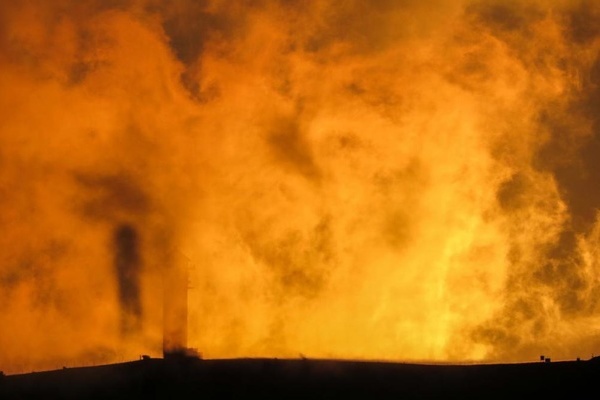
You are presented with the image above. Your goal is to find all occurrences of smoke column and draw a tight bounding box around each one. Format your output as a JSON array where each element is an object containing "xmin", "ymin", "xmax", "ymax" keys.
[
  {"xmin": 113, "ymin": 224, "xmax": 142, "ymax": 337},
  {"xmin": 2, "ymin": 0, "xmax": 600, "ymax": 373}
]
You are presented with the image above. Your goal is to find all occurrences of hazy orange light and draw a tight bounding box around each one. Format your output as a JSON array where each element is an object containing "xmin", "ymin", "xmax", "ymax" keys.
[{"xmin": 1, "ymin": 0, "xmax": 600, "ymax": 374}]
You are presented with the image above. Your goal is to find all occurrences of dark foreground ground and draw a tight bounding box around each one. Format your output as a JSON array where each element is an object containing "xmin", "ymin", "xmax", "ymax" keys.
[{"xmin": 1, "ymin": 356, "xmax": 599, "ymax": 399}]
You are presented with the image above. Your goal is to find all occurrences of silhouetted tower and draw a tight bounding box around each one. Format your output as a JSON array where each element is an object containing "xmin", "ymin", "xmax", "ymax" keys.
[{"xmin": 163, "ymin": 250, "xmax": 189, "ymax": 358}]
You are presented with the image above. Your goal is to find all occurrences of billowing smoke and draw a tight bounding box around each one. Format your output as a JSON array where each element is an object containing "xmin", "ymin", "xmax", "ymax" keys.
[
  {"xmin": 113, "ymin": 224, "xmax": 142, "ymax": 336},
  {"xmin": 2, "ymin": 0, "xmax": 600, "ymax": 373}
]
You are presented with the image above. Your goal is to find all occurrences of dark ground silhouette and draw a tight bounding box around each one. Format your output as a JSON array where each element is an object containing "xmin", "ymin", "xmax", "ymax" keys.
[{"xmin": 1, "ymin": 356, "xmax": 599, "ymax": 399}]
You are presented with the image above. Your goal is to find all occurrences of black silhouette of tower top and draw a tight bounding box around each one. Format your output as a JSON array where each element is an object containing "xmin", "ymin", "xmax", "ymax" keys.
[{"xmin": 163, "ymin": 250, "xmax": 190, "ymax": 358}]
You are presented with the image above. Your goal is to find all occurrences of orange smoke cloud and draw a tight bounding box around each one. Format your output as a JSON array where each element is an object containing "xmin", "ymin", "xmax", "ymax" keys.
[{"xmin": 2, "ymin": 0, "xmax": 600, "ymax": 374}]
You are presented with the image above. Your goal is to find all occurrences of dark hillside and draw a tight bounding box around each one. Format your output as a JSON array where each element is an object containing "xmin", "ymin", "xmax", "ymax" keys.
[{"xmin": 1, "ymin": 356, "xmax": 598, "ymax": 399}]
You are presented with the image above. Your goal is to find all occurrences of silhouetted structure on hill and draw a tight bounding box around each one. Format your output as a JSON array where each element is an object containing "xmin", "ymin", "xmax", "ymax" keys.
[{"xmin": 163, "ymin": 250, "xmax": 199, "ymax": 359}]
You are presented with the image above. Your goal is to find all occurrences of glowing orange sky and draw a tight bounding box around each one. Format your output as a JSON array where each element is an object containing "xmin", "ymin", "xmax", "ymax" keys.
[{"xmin": 2, "ymin": 0, "xmax": 600, "ymax": 374}]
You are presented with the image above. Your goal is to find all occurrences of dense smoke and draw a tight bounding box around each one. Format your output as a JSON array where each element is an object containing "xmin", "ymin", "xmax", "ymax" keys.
[{"xmin": 2, "ymin": 0, "xmax": 600, "ymax": 373}]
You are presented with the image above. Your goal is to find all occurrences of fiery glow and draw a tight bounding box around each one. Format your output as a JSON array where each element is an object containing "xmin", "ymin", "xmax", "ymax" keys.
[{"xmin": 2, "ymin": 0, "xmax": 600, "ymax": 374}]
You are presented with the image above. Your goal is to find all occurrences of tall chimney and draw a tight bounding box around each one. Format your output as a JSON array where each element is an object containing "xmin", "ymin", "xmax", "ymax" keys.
[{"xmin": 162, "ymin": 250, "xmax": 189, "ymax": 358}]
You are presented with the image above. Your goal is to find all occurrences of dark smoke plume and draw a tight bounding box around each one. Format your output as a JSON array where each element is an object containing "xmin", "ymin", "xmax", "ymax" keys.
[{"xmin": 113, "ymin": 224, "xmax": 142, "ymax": 336}]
